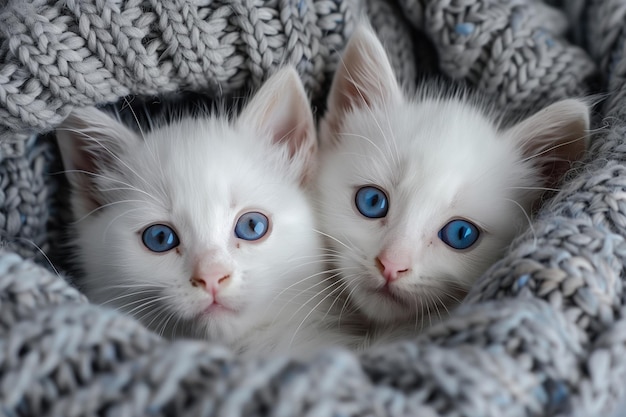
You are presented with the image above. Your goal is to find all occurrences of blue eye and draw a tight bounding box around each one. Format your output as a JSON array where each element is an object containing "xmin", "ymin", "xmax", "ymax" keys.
[
  {"xmin": 235, "ymin": 212, "xmax": 269, "ymax": 241},
  {"xmin": 355, "ymin": 186, "xmax": 388, "ymax": 218},
  {"xmin": 142, "ymin": 224, "xmax": 180, "ymax": 253},
  {"xmin": 438, "ymin": 219, "xmax": 480, "ymax": 250}
]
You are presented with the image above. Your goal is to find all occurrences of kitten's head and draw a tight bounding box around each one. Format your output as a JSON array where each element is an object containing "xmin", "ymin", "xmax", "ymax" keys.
[
  {"xmin": 316, "ymin": 24, "xmax": 590, "ymax": 324},
  {"xmin": 57, "ymin": 67, "xmax": 321, "ymax": 343}
]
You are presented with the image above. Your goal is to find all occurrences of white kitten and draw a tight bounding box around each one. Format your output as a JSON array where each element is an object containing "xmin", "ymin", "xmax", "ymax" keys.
[
  {"xmin": 315, "ymin": 24, "xmax": 590, "ymax": 327},
  {"xmin": 56, "ymin": 67, "xmax": 346, "ymax": 357}
]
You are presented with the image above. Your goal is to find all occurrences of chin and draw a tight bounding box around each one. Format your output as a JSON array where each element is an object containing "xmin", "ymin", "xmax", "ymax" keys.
[
  {"xmin": 196, "ymin": 315, "xmax": 243, "ymax": 342},
  {"xmin": 352, "ymin": 285, "xmax": 415, "ymax": 323}
]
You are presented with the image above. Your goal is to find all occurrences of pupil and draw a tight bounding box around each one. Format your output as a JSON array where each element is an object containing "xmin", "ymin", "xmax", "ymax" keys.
[
  {"xmin": 157, "ymin": 231, "xmax": 166, "ymax": 244},
  {"xmin": 248, "ymin": 219, "xmax": 255, "ymax": 231},
  {"xmin": 369, "ymin": 194, "xmax": 379, "ymax": 207},
  {"xmin": 458, "ymin": 226, "xmax": 470, "ymax": 240}
]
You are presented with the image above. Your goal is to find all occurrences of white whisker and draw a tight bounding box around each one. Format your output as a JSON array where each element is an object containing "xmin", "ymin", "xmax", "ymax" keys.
[
  {"xmin": 503, "ymin": 197, "xmax": 537, "ymax": 247},
  {"xmin": 338, "ymin": 274, "xmax": 362, "ymax": 326},
  {"xmin": 2, "ymin": 236, "xmax": 60, "ymax": 278},
  {"xmin": 312, "ymin": 229, "xmax": 354, "ymax": 251},
  {"xmin": 289, "ymin": 279, "xmax": 347, "ymax": 347},
  {"xmin": 506, "ymin": 185, "xmax": 562, "ymax": 193},
  {"xmin": 72, "ymin": 199, "xmax": 150, "ymax": 224},
  {"xmin": 520, "ymin": 134, "xmax": 588, "ymax": 163},
  {"xmin": 54, "ymin": 169, "xmax": 160, "ymax": 204}
]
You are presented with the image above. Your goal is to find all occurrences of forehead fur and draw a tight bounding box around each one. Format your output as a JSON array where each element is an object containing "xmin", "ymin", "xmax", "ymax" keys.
[
  {"xmin": 101, "ymin": 115, "xmax": 303, "ymax": 241},
  {"xmin": 322, "ymin": 93, "xmax": 536, "ymax": 229},
  {"xmin": 125, "ymin": 115, "xmax": 294, "ymax": 193}
]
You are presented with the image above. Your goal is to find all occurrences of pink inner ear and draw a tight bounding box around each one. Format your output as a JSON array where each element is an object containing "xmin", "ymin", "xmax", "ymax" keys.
[
  {"xmin": 323, "ymin": 73, "xmax": 373, "ymax": 142},
  {"xmin": 57, "ymin": 107, "xmax": 142, "ymax": 215},
  {"xmin": 274, "ymin": 122, "xmax": 312, "ymax": 158},
  {"xmin": 507, "ymin": 99, "xmax": 590, "ymax": 193},
  {"xmin": 522, "ymin": 128, "xmax": 588, "ymax": 191},
  {"xmin": 322, "ymin": 25, "xmax": 401, "ymax": 144},
  {"xmin": 274, "ymin": 121, "xmax": 317, "ymax": 185},
  {"xmin": 336, "ymin": 73, "xmax": 374, "ymax": 113},
  {"xmin": 532, "ymin": 140, "xmax": 586, "ymax": 191},
  {"xmin": 65, "ymin": 139, "xmax": 109, "ymax": 213},
  {"xmin": 274, "ymin": 124, "xmax": 303, "ymax": 157},
  {"xmin": 237, "ymin": 67, "xmax": 317, "ymax": 183}
]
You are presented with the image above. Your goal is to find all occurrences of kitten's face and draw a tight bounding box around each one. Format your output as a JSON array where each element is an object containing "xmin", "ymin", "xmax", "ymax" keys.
[
  {"xmin": 57, "ymin": 68, "xmax": 320, "ymax": 343},
  {"xmin": 317, "ymin": 25, "xmax": 589, "ymax": 324},
  {"xmin": 318, "ymin": 98, "xmax": 536, "ymax": 323}
]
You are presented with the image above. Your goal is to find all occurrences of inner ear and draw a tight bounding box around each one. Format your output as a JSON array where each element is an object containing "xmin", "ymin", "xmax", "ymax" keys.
[
  {"xmin": 507, "ymin": 99, "xmax": 590, "ymax": 190},
  {"xmin": 238, "ymin": 67, "xmax": 317, "ymax": 185},
  {"xmin": 322, "ymin": 24, "xmax": 402, "ymax": 144},
  {"xmin": 56, "ymin": 107, "xmax": 140, "ymax": 214}
]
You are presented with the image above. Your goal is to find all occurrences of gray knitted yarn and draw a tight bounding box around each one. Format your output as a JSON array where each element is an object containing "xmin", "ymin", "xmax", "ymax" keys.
[
  {"xmin": 0, "ymin": 0, "xmax": 353, "ymax": 145},
  {"xmin": 0, "ymin": 134, "xmax": 60, "ymax": 268},
  {"xmin": 4, "ymin": 0, "xmax": 626, "ymax": 416}
]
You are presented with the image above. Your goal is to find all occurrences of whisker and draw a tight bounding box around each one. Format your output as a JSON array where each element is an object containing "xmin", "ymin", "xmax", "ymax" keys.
[
  {"xmin": 430, "ymin": 289, "xmax": 449, "ymax": 319},
  {"xmin": 107, "ymin": 280, "xmax": 170, "ymax": 289},
  {"xmin": 56, "ymin": 128, "xmax": 154, "ymax": 190},
  {"xmin": 520, "ymin": 134, "xmax": 588, "ymax": 163},
  {"xmin": 53, "ymin": 169, "xmax": 160, "ymax": 204},
  {"xmin": 377, "ymin": 80, "xmax": 400, "ymax": 169},
  {"xmin": 273, "ymin": 256, "xmax": 358, "ymax": 280},
  {"xmin": 338, "ymin": 274, "xmax": 362, "ymax": 326},
  {"xmin": 289, "ymin": 279, "xmax": 347, "ymax": 347},
  {"xmin": 112, "ymin": 296, "xmax": 163, "ymax": 312},
  {"xmin": 503, "ymin": 197, "xmax": 537, "ymax": 247},
  {"xmin": 338, "ymin": 132, "xmax": 394, "ymax": 174},
  {"xmin": 285, "ymin": 276, "xmax": 345, "ymax": 322},
  {"xmin": 72, "ymin": 199, "xmax": 149, "ymax": 224},
  {"xmin": 144, "ymin": 305, "xmax": 173, "ymax": 332},
  {"xmin": 123, "ymin": 97, "xmax": 148, "ymax": 142},
  {"xmin": 271, "ymin": 271, "xmax": 343, "ymax": 320},
  {"xmin": 157, "ymin": 311, "xmax": 178, "ymax": 337},
  {"xmin": 100, "ymin": 289, "xmax": 171, "ymax": 306},
  {"xmin": 339, "ymin": 59, "xmax": 396, "ymax": 173},
  {"xmin": 170, "ymin": 313, "xmax": 185, "ymax": 339},
  {"xmin": 420, "ymin": 292, "xmax": 425, "ymax": 332},
  {"xmin": 426, "ymin": 293, "xmax": 433, "ymax": 328},
  {"xmin": 102, "ymin": 207, "xmax": 146, "ymax": 238},
  {"xmin": 505, "ymin": 185, "xmax": 562, "ymax": 193},
  {"xmin": 413, "ymin": 293, "xmax": 419, "ymax": 331},
  {"xmin": 2, "ymin": 235, "xmax": 60, "ymax": 278},
  {"xmin": 270, "ymin": 267, "xmax": 343, "ymax": 306},
  {"xmin": 312, "ymin": 229, "xmax": 354, "ymax": 251},
  {"xmin": 320, "ymin": 279, "xmax": 350, "ymax": 322},
  {"xmin": 122, "ymin": 295, "xmax": 174, "ymax": 317}
]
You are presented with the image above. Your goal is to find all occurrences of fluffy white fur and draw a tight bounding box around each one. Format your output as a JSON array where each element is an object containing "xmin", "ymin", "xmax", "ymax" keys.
[
  {"xmin": 315, "ymin": 24, "xmax": 590, "ymax": 327},
  {"xmin": 57, "ymin": 67, "xmax": 349, "ymax": 357}
]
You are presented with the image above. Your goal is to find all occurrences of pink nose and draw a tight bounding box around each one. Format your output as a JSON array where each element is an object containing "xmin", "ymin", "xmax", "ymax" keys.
[
  {"xmin": 376, "ymin": 252, "xmax": 410, "ymax": 283},
  {"xmin": 191, "ymin": 263, "xmax": 232, "ymax": 295}
]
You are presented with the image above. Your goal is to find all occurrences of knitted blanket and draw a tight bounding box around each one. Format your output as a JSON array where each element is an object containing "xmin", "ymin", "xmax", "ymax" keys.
[{"xmin": 1, "ymin": 0, "xmax": 624, "ymax": 416}]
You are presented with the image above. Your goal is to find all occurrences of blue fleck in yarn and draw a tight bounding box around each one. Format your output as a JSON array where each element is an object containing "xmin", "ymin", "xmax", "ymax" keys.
[{"xmin": 455, "ymin": 23, "xmax": 475, "ymax": 36}]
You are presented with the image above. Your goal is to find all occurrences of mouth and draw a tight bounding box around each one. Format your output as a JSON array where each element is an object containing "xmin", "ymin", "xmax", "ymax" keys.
[
  {"xmin": 201, "ymin": 300, "xmax": 238, "ymax": 316},
  {"xmin": 366, "ymin": 283, "xmax": 410, "ymax": 306}
]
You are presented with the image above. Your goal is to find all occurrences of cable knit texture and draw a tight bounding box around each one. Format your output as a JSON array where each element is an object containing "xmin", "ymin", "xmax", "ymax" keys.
[{"xmin": 3, "ymin": 0, "xmax": 626, "ymax": 416}]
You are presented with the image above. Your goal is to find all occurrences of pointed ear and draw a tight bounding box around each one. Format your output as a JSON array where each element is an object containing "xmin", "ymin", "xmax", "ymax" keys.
[
  {"xmin": 56, "ymin": 107, "xmax": 140, "ymax": 213},
  {"xmin": 238, "ymin": 66, "xmax": 317, "ymax": 184},
  {"xmin": 506, "ymin": 99, "xmax": 590, "ymax": 189},
  {"xmin": 323, "ymin": 24, "xmax": 402, "ymax": 141}
]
